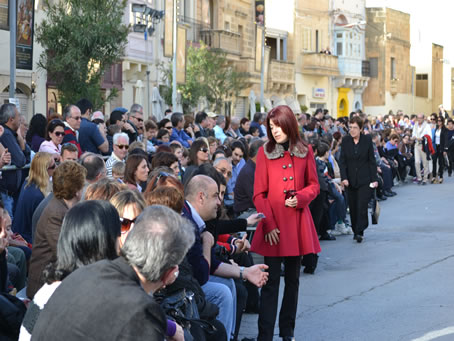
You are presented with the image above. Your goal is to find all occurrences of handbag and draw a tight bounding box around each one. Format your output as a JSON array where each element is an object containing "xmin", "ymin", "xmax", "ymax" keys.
[{"xmin": 371, "ymin": 189, "xmax": 380, "ymax": 225}]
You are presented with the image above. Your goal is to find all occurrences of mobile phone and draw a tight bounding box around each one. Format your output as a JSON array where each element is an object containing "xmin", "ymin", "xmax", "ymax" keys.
[
  {"xmin": 285, "ymin": 190, "xmax": 296, "ymax": 200},
  {"xmin": 257, "ymin": 213, "xmax": 266, "ymax": 219}
]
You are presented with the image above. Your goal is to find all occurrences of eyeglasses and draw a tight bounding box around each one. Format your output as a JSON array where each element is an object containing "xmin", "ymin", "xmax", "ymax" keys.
[
  {"xmin": 120, "ymin": 217, "xmax": 136, "ymax": 234},
  {"xmin": 54, "ymin": 132, "xmax": 65, "ymax": 137},
  {"xmin": 70, "ymin": 116, "xmax": 81, "ymax": 121},
  {"xmin": 133, "ymin": 116, "xmax": 144, "ymax": 123},
  {"xmin": 199, "ymin": 148, "xmax": 209, "ymax": 153},
  {"xmin": 165, "ymin": 125, "xmax": 173, "ymax": 130},
  {"xmin": 116, "ymin": 144, "xmax": 129, "ymax": 149}
]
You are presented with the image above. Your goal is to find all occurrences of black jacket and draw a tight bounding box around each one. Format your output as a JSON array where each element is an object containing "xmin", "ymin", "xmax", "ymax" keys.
[
  {"xmin": 339, "ymin": 134, "xmax": 378, "ymax": 188},
  {"xmin": 32, "ymin": 257, "xmax": 167, "ymax": 340}
]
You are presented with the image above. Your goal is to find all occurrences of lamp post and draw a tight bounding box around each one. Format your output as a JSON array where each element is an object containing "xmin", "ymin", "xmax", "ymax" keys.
[
  {"xmin": 132, "ymin": 4, "xmax": 164, "ymax": 118},
  {"xmin": 9, "ymin": 0, "xmax": 16, "ymax": 100}
]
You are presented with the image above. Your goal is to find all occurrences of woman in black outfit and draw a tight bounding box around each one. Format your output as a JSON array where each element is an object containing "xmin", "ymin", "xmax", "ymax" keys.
[
  {"xmin": 432, "ymin": 116, "xmax": 447, "ymax": 184},
  {"xmin": 339, "ymin": 116, "xmax": 378, "ymax": 243}
]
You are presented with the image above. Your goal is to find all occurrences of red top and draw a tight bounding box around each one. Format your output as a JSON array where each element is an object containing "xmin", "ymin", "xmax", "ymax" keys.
[{"xmin": 251, "ymin": 144, "xmax": 321, "ymax": 257}]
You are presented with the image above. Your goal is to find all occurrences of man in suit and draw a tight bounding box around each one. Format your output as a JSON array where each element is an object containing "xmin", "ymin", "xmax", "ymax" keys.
[
  {"xmin": 31, "ymin": 205, "xmax": 194, "ymax": 340},
  {"xmin": 339, "ymin": 116, "xmax": 378, "ymax": 243}
]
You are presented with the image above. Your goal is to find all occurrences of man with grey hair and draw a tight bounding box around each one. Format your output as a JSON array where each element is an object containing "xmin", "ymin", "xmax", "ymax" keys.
[
  {"xmin": 0, "ymin": 103, "xmax": 29, "ymax": 218},
  {"xmin": 62, "ymin": 104, "xmax": 82, "ymax": 156},
  {"xmin": 32, "ymin": 205, "xmax": 194, "ymax": 340},
  {"xmin": 214, "ymin": 115, "xmax": 228, "ymax": 143},
  {"xmin": 127, "ymin": 103, "xmax": 144, "ymax": 138},
  {"xmin": 105, "ymin": 132, "xmax": 129, "ymax": 178},
  {"xmin": 411, "ymin": 113, "xmax": 432, "ymax": 185}
]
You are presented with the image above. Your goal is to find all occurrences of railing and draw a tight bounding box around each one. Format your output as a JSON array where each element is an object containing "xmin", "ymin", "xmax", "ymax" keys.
[
  {"xmin": 200, "ymin": 29, "xmax": 241, "ymax": 55},
  {"xmin": 268, "ymin": 60, "xmax": 295, "ymax": 84},
  {"xmin": 301, "ymin": 52, "xmax": 339, "ymax": 76},
  {"xmin": 362, "ymin": 60, "xmax": 370, "ymax": 77}
]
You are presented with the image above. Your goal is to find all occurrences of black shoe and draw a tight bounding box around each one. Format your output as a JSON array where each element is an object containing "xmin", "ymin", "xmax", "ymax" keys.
[
  {"xmin": 384, "ymin": 190, "xmax": 395, "ymax": 197},
  {"xmin": 303, "ymin": 266, "xmax": 316, "ymax": 274},
  {"xmin": 390, "ymin": 191, "xmax": 397, "ymax": 196},
  {"xmin": 282, "ymin": 337, "xmax": 295, "ymax": 341},
  {"xmin": 377, "ymin": 194, "xmax": 387, "ymax": 201},
  {"xmin": 319, "ymin": 233, "xmax": 336, "ymax": 241},
  {"xmin": 354, "ymin": 234, "xmax": 363, "ymax": 243},
  {"xmin": 422, "ymin": 181, "xmax": 427, "ymax": 185}
]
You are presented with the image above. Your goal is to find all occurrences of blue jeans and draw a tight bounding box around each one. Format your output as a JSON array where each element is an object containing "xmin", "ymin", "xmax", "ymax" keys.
[
  {"xmin": 1, "ymin": 192, "xmax": 14, "ymax": 220},
  {"xmin": 202, "ymin": 276, "xmax": 236, "ymax": 339}
]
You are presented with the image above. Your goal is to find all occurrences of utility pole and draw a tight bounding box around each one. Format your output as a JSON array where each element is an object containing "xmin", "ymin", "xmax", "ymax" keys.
[
  {"xmin": 172, "ymin": 0, "xmax": 177, "ymax": 111},
  {"xmin": 9, "ymin": 0, "xmax": 16, "ymax": 99},
  {"xmin": 260, "ymin": 27, "xmax": 265, "ymax": 113}
]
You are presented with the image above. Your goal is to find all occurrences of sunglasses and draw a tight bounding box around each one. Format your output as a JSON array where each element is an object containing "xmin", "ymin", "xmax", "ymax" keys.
[
  {"xmin": 54, "ymin": 132, "xmax": 65, "ymax": 137},
  {"xmin": 120, "ymin": 217, "xmax": 136, "ymax": 234},
  {"xmin": 71, "ymin": 116, "xmax": 82, "ymax": 121},
  {"xmin": 199, "ymin": 148, "xmax": 209, "ymax": 153},
  {"xmin": 116, "ymin": 144, "xmax": 129, "ymax": 149},
  {"xmin": 165, "ymin": 126, "xmax": 173, "ymax": 130},
  {"xmin": 133, "ymin": 116, "xmax": 144, "ymax": 123}
]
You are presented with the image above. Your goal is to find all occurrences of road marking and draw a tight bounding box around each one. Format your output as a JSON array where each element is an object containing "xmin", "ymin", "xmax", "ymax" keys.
[{"xmin": 412, "ymin": 327, "xmax": 454, "ymax": 341}]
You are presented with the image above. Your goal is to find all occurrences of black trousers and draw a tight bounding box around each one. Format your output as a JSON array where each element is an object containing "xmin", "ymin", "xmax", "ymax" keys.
[
  {"xmin": 258, "ymin": 256, "xmax": 301, "ymax": 341},
  {"xmin": 447, "ymin": 148, "xmax": 454, "ymax": 175},
  {"xmin": 432, "ymin": 145, "xmax": 445, "ymax": 178},
  {"xmin": 346, "ymin": 184, "xmax": 372, "ymax": 236},
  {"xmin": 309, "ymin": 191, "xmax": 329, "ymax": 236}
]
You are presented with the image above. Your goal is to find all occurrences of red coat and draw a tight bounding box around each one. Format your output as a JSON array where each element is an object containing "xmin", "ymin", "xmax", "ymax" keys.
[{"xmin": 251, "ymin": 143, "xmax": 321, "ymax": 257}]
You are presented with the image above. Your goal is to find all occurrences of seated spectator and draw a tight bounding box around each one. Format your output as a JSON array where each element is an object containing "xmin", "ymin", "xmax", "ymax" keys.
[
  {"xmin": 182, "ymin": 139, "xmax": 210, "ymax": 185},
  {"xmin": 151, "ymin": 152, "xmax": 180, "ymax": 178},
  {"xmin": 39, "ymin": 119, "xmax": 65, "ymax": 161},
  {"xmin": 145, "ymin": 171, "xmax": 184, "ymax": 194},
  {"xmin": 128, "ymin": 140, "xmax": 146, "ymax": 153},
  {"xmin": 106, "ymin": 132, "xmax": 129, "ymax": 177},
  {"xmin": 194, "ymin": 111, "xmax": 210, "ymax": 138},
  {"xmin": 208, "ymin": 136, "xmax": 218, "ymax": 156},
  {"xmin": 112, "ymin": 161, "xmax": 126, "ymax": 183},
  {"xmin": 13, "ymin": 152, "xmax": 54, "ymax": 244},
  {"xmin": 127, "ymin": 104, "xmax": 144, "ymax": 141},
  {"xmin": 156, "ymin": 128, "xmax": 170, "ymax": 145},
  {"xmin": 124, "ymin": 154, "xmax": 149, "ymax": 192},
  {"xmin": 85, "ymin": 177, "xmax": 126, "ymax": 201},
  {"xmin": 62, "ymin": 104, "xmax": 82, "ymax": 157},
  {"xmin": 33, "ymin": 205, "xmax": 192, "ymax": 341},
  {"xmin": 60, "ymin": 142, "xmax": 79, "ymax": 162},
  {"xmin": 4, "ymin": 211, "xmax": 27, "ymax": 291},
  {"xmin": 239, "ymin": 118, "xmax": 250, "ymax": 136},
  {"xmin": 79, "ymin": 153, "xmax": 107, "ymax": 198},
  {"xmin": 20, "ymin": 200, "xmax": 121, "ymax": 340},
  {"xmin": 76, "ymin": 98, "xmax": 108, "ymax": 154},
  {"xmin": 249, "ymin": 126, "xmax": 260, "ymax": 137},
  {"xmin": 144, "ymin": 186, "xmax": 184, "ymax": 213},
  {"xmin": 25, "ymin": 113, "xmax": 47, "ymax": 152},
  {"xmin": 143, "ymin": 119, "xmax": 157, "ymax": 153},
  {"xmin": 27, "ymin": 161, "xmax": 86, "ymax": 299},
  {"xmin": 225, "ymin": 141, "xmax": 247, "ymax": 208},
  {"xmin": 250, "ymin": 112, "xmax": 265, "ymax": 138},
  {"xmin": 170, "ymin": 112, "xmax": 193, "ymax": 148}
]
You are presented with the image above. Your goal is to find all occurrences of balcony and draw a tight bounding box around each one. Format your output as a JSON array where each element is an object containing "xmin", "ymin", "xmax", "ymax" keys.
[
  {"xmin": 268, "ymin": 60, "xmax": 295, "ymax": 92},
  {"xmin": 300, "ymin": 52, "xmax": 339, "ymax": 76},
  {"xmin": 200, "ymin": 29, "xmax": 241, "ymax": 56}
]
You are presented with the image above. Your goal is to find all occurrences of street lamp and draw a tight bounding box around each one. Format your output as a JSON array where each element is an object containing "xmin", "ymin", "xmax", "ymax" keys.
[{"xmin": 132, "ymin": 4, "xmax": 164, "ymax": 118}]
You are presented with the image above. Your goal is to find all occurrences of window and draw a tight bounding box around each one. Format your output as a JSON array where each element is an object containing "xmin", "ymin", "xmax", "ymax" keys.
[
  {"xmin": 315, "ymin": 30, "xmax": 319, "ymax": 52},
  {"xmin": 302, "ymin": 28, "xmax": 312, "ymax": 51},
  {"xmin": 391, "ymin": 57, "xmax": 396, "ymax": 80},
  {"xmin": 336, "ymin": 42, "xmax": 343, "ymax": 56},
  {"xmin": 369, "ymin": 58, "xmax": 378, "ymax": 78},
  {"xmin": 416, "ymin": 73, "xmax": 428, "ymax": 97}
]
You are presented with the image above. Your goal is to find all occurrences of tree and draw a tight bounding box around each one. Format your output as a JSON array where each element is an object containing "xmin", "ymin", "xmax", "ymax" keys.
[
  {"xmin": 161, "ymin": 42, "xmax": 248, "ymax": 113},
  {"xmin": 36, "ymin": 0, "xmax": 129, "ymax": 109}
]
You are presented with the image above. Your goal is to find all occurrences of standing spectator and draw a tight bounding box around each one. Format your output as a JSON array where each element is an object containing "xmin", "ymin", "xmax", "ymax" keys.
[
  {"xmin": 339, "ymin": 116, "xmax": 378, "ymax": 243},
  {"xmin": 127, "ymin": 103, "xmax": 145, "ymax": 141},
  {"xmin": 411, "ymin": 114, "xmax": 432, "ymax": 185},
  {"xmin": 124, "ymin": 154, "xmax": 149, "ymax": 192},
  {"xmin": 76, "ymin": 98, "xmax": 108, "ymax": 154},
  {"xmin": 62, "ymin": 104, "xmax": 82, "ymax": 157},
  {"xmin": 234, "ymin": 139, "xmax": 265, "ymax": 215},
  {"xmin": 27, "ymin": 161, "xmax": 86, "ymax": 299},
  {"xmin": 445, "ymin": 119, "xmax": 454, "ymax": 176},
  {"xmin": 431, "ymin": 116, "xmax": 447, "ymax": 183},
  {"xmin": 25, "ymin": 113, "xmax": 47, "ymax": 152},
  {"xmin": 13, "ymin": 152, "xmax": 54, "ymax": 244},
  {"xmin": 251, "ymin": 105, "xmax": 320, "ymax": 341},
  {"xmin": 213, "ymin": 115, "xmax": 228, "ymax": 143},
  {"xmin": 194, "ymin": 111, "xmax": 209, "ymax": 138},
  {"xmin": 39, "ymin": 119, "xmax": 65, "ymax": 161},
  {"xmin": 0, "ymin": 103, "xmax": 30, "ymax": 218},
  {"xmin": 106, "ymin": 132, "xmax": 129, "ymax": 178},
  {"xmin": 170, "ymin": 112, "xmax": 193, "ymax": 148},
  {"xmin": 30, "ymin": 205, "xmax": 193, "ymax": 341}
]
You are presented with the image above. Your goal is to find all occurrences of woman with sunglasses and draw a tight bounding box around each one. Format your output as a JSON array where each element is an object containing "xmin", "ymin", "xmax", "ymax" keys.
[
  {"xmin": 12, "ymin": 152, "xmax": 54, "ymax": 244},
  {"xmin": 110, "ymin": 190, "xmax": 145, "ymax": 248},
  {"xmin": 431, "ymin": 116, "xmax": 448, "ymax": 184},
  {"xmin": 39, "ymin": 119, "xmax": 66, "ymax": 162},
  {"xmin": 124, "ymin": 154, "xmax": 149, "ymax": 192},
  {"xmin": 182, "ymin": 139, "xmax": 210, "ymax": 185}
]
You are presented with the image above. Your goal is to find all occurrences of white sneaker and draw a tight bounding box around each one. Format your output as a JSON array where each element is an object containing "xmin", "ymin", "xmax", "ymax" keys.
[
  {"xmin": 335, "ymin": 222, "xmax": 349, "ymax": 235},
  {"xmin": 330, "ymin": 228, "xmax": 342, "ymax": 236}
]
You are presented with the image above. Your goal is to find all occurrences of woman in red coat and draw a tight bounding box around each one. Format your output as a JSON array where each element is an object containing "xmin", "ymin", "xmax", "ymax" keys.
[{"xmin": 251, "ymin": 105, "xmax": 320, "ymax": 341}]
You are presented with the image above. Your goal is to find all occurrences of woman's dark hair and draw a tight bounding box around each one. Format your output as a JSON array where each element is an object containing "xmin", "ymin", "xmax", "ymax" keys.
[
  {"xmin": 26, "ymin": 113, "xmax": 47, "ymax": 144},
  {"xmin": 249, "ymin": 126, "xmax": 259, "ymax": 135},
  {"xmin": 45, "ymin": 119, "xmax": 65, "ymax": 140},
  {"xmin": 436, "ymin": 116, "xmax": 445, "ymax": 129},
  {"xmin": 188, "ymin": 139, "xmax": 209, "ymax": 166},
  {"xmin": 151, "ymin": 151, "xmax": 178, "ymax": 169},
  {"xmin": 265, "ymin": 105, "xmax": 307, "ymax": 155},
  {"xmin": 158, "ymin": 118, "xmax": 171, "ymax": 129},
  {"xmin": 212, "ymin": 149, "xmax": 226, "ymax": 161},
  {"xmin": 240, "ymin": 117, "xmax": 249, "ymax": 126},
  {"xmin": 44, "ymin": 200, "xmax": 120, "ymax": 283},
  {"xmin": 196, "ymin": 163, "xmax": 226, "ymax": 189},
  {"xmin": 124, "ymin": 154, "xmax": 148, "ymax": 185}
]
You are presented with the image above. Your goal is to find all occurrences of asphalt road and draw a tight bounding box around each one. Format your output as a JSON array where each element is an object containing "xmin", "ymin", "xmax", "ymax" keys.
[{"xmin": 239, "ymin": 176, "xmax": 454, "ymax": 341}]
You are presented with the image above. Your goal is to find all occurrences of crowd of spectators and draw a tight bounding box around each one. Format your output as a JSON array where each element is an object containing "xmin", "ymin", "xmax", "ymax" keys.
[{"xmin": 0, "ymin": 100, "xmax": 452, "ymax": 341}]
